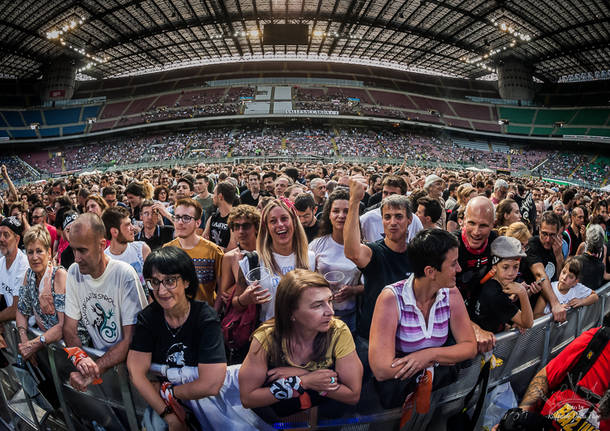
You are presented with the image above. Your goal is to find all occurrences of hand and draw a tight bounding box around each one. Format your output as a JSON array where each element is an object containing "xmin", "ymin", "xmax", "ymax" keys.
[
  {"xmin": 579, "ymin": 225, "xmax": 586, "ymax": 239},
  {"xmin": 502, "ymin": 282, "xmax": 527, "ymax": 297},
  {"xmin": 1, "ymin": 165, "xmax": 7, "ymax": 179},
  {"xmin": 266, "ymin": 366, "xmax": 308, "ymax": 382},
  {"xmin": 18, "ymin": 339, "xmax": 42, "ymax": 360},
  {"xmin": 391, "ymin": 350, "xmax": 434, "ymax": 380},
  {"xmin": 473, "ymin": 325, "xmax": 496, "ymax": 354},
  {"xmin": 300, "ymin": 370, "xmax": 340, "ymax": 392},
  {"xmin": 526, "ymin": 281, "xmax": 542, "ymax": 296},
  {"xmin": 69, "ymin": 371, "xmax": 94, "ymax": 392},
  {"xmin": 567, "ymin": 298, "xmax": 584, "ymax": 308},
  {"xmin": 551, "ymin": 234, "xmax": 563, "ymax": 256},
  {"xmin": 220, "ymin": 290, "xmax": 231, "ymax": 305},
  {"xmin": 333, "ymin": 285, "xmax": 354, "ymax": 303},
  {"xmin": 166, "ymin": 414, "xmax": 188, "ymax": 431},
  {"xmin": 240, "ymin": 282, "xmax": 271, "ymax": 305},
  {"xmin": 76, "ymin": 356, "xmax": 100, "ymax": 379},
  {"xmin": 349, "ymin": 175, "xmax": 367, "ymax": 202},
  {"xmin": 551, "ymin": 302, "xmax": 567, "ymax": 322}
]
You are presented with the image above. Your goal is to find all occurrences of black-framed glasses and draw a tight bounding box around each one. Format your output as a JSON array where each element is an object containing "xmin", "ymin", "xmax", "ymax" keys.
[
  {"xmin": 172, "ymin": 214, "xmax": 195, "ymax": 223},
  {"xmin": 146, "ymin": 276, "xmax": 181, "ymax": 290}
]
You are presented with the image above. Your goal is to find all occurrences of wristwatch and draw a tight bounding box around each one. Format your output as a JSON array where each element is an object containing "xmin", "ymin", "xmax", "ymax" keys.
[{"xmin": 39, "ymin": 335, "xmax": 46, "ymax": 345}]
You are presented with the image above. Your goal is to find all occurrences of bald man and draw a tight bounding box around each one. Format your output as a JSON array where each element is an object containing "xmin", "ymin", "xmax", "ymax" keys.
[
  {"xmin": 455, "ymin": 196, "xmax": 499, "ymax": 353},
  {"xmin": 63, "ymin": 213, "xmax": 148, "ymax": 391}
]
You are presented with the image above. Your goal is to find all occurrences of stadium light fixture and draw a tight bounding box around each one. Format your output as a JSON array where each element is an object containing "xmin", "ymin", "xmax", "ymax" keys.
[{"xmin": 45, "ymin": 14, "xmax": 86, "ymax": 39}]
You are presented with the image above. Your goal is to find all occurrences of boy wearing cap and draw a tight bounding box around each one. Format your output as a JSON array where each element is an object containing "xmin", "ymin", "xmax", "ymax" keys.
[
  {"xmin": 0, "ymin": 216, "xmax": 29, "ymax": 323},
  {"xmin": 471, "ymin": 236, "xmax": 534, "ymax": 333}
]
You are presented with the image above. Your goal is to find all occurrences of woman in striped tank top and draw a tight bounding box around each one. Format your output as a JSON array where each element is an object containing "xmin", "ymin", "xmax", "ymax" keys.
[{"xmin": 369, "ymin": 229, "xmax": 477, "ymax": 410}]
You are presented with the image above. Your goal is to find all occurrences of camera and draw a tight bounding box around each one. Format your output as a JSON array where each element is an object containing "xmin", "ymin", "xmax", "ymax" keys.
[{"xmin": 498, "ymin": 408, "xmax": 554, "ymax": 431}]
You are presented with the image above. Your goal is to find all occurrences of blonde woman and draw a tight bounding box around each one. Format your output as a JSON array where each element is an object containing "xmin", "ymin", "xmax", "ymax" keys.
[{"xmin": 233, "ymin": 198, "xmax": 315, "ymax": 322}]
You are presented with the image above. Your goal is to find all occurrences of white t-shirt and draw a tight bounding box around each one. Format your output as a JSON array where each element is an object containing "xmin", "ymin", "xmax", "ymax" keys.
[
  {"xmin": 543, "ymin": 281, "xmax": 593, "ymax": 315},
  {"xmin": 65, "ymin": 259, "xmax": 148, "ymax": 351},
  {"xmin": 0, "ymin": 250, "xmax": 29, "ymax": 307},
  {"xmin": 360, "ymin": 208, "xmax": 423, "ymax": 243},
  {"xmin": 308, "ymin": 235, "xmax": 360, "ymax": 311},
  {"xmin": 238, "ymin": 250, "xmax": 316, "ymax": 322},
  {"xmin": 104, "ymin": 241, "xmax": 146, "ymax": 285}
]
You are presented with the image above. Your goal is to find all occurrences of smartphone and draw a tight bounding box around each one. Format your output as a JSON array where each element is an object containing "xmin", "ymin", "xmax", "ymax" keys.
[{"xmin": 536, "ymin": 277, "xmax": 546, "ymax": 285}]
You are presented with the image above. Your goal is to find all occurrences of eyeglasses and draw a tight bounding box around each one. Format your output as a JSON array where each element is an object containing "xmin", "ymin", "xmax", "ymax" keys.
[
  {"xmin": 146, "ymin": 276, "xmax": 181, "ymax": 290},
  {"xmin": 232, "ymin": 222, "xmax": 253, "ymax": 231},
  {"xmin": 31, "ymin": 215, "xmax": 44, "ymax": 220},
  {"xmin": 172, "ymin": 214, "xmax": 195, "ymax": 223}
]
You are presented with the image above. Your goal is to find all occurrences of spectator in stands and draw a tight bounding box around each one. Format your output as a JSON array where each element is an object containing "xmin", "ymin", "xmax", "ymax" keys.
[
  {"xmin": 491, "ymin": 179, "xmax": 508, "ymax": 205},
  {"xmin": 63, "ymin": 213, "xmax": 148, "ymax": 391},
  {"xmin": 472, "ymin": 236, "xmax": 533, "ymax": 333},
  {"xmin": 127, "ymin": 246, "xmax": 227, "ymax": 430},
  {"xmin": 294, "ymin": 194, "xmax": 319, "ymax": 243},
  {"xmin": 564, "ymin": 206, "xmax": 586, "ymax": 256},
  {"xmin": 135, "ymin": 200, "xmax": 174, "ymax": 251},
  {"xmin": 369, "ymin": 229, "xmax": 476, "ymax": 410},
  {"xmin": 309, "ymin": 189, "xmax": 362, "ymax": 332},
  {"xmin": 238, "ymin": 269, "xmax": 362, "ymax": 415},
  {"xmin": 0, "ymin": 217, "xmax": 28, "ymax": 324},
  {"xmin": 102, "ymin": 206, "xmax": 151, "ymax": 285},
  {"xmin": 523, "ymin": 211, "xmax": 567, "ymax": 323},
  {"xmin": 164, "ymin": 198, "xmax": 223, "ymax": 307},
  {"xmin": 16, "ymin": 225, "xmax": 66, "ymax": 360},
  {"xmin": 203, "ymin": 181, "xmax": 236, "ymax": 251},
  {"xmin": 30, "ymin": 204, "xmax": 58, "ymax": 254},
  {"xmin": 423, "ymin": 175, "xmax": 446, "ymax": 229},
  {"xmin": 577, "ymin": 224, "xmax": 607, "ymax": 290},
  {"xmin": 86, "ymin": 195, "xmax": 109, "ymax": 218},
  {"xmin": 533, "ymin": 256, "xmax": 598, "ymax": 318},
  {"xmin": 495, "ymin": 198, "xmax": 521, "ymax": 229},
  {"xmin": 235, "ymin": 198, "xmax": 315, "ymax": 323},
  {"xmin": 125, "ymin": 181, "xmax": 147, "ymax": 220},
  {"xmin": 175, "ymin": 177, "xmax": 194, "ymax": 201},
  {"xmin": 415, "ymin": 197, "xmax": 443, "ymax": 230},
  {"xmin": 102, "ymin": 187, "xmax": 118, "ymax": 208},
  {"xmin": 274, "ymin": 175, "xmax": 292, "ymax": 198}
]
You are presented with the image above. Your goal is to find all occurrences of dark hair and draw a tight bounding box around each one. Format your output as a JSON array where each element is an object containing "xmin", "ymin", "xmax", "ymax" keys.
[
  {"xmin": 55, "ymin": 196, "xmax": 73, "ymax": 209},
  {"xmin": 125, "ymin": 181, "xmax": 146, "ymax": 198},
  {"xmin": 153, "ymin": 186, "xmax": 169, "ymax": 201},
  {"xmin": 143, "ymin": 246, "xmax": 198, "ymax": 300},
  {"xmin": 382, "ymin": 175, "xmax": 407, "ymax": 195},
  {"xmin": 317, "ymin": 189, "xmax": 350, "ymax": 238},
  {"xmin": 52, "ymin": 180, "xmax": 66, "ymax": 191},
  {"xmin": 495, "ymin": 198, "xmax": 519, "ymax": 227},
  {"xmin": 177, "ymin": 177, "xmax": 194, "ymax": 191},
  {"xmin": 140, "ymin": 199, "xmax": 155, "ymax": 209},
  {"xmin": 565, "ymin": 256, "xmax": 582, "ymax": 280},
  {"xmin": 101, "ymin": 206, "xmax": 131, "ymax": 240},
  {"xmin": 215, "ymin": 181, "xmax": 237, "ymax": 205},
  {"xmin": 102, "ymin": 186, "xmax": 116, "ymax": 197},
  {"xmin": 562, "ymin": 188, "xmax": 577, "ymax": 205},
  {"xmin": 407, "ymin": 229, "xmax": 459, "ymax": 278},
  {"xmin": 417, "ymin": 196, "xmax": 442, "ymax": 223},
  {"xmin": 540, "ymin": 211, "xmax": 562, "ymax": 231},
  {"xmin": 294, "ymin": 193, "xmax": 316, "ymax": 212},
  {"xmin": 283, "ymin": 167, "xmax": 299, "ymax": 183},
  {"xmin": 262, "ymin": 172, "xmax": 277, "ymax": 181}
]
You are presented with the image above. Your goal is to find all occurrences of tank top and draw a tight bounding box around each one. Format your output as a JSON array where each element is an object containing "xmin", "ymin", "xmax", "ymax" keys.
[
  {"xmin": 209, "ymin": 210, "xmax": 230, "ymax": 248},
  {"xmin": 386, "ymin": 274, "xmax": 450, "ymax": 354},
  {"xmin": 104, "ymin": 241, "xmax": 145, "ymax": 285}
]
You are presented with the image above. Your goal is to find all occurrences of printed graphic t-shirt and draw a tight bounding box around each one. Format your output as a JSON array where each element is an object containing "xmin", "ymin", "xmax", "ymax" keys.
[{"xmin": 65, "ymin": 259, "xmax": 148, "ymax": 351}]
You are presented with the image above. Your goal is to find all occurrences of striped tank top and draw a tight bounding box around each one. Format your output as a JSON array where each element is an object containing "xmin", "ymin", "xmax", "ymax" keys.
[{"xmin": 385, "ymin": 274, "xmax": 450, "ymax": 354}]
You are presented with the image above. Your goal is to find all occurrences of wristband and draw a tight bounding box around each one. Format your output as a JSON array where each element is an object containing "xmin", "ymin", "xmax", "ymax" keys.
[
  {"xmin": 236, "ymin": 294, "xmax": 245, "ymax": 307},
  {"xmin": 159, "ymin": 405, "xmax": 173, "ymax": 419},
  {"xmin": 270, "ymin": 376, "xmax": 303, "ymax": 400},
  {"xmin": 160, "ymin": 382, "xmax": 186, "ymax": 424},
  {"xmin": 64, "ymin": 347, "xmax": 103, "ymax": 385}
]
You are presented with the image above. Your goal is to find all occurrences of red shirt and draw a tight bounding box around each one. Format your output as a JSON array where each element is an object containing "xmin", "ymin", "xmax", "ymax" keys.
[
  {"xmin": 541, "ymin": 327, "xmax": 610, "ymax": 431},
  {"xmin": 45, "ymin": 223, "xmax": 58, "ymax": 248}
]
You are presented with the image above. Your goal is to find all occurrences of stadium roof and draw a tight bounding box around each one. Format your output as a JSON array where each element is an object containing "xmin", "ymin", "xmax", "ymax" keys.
[{"xmin": 1, "ymin": 0, "xmax": 609, "ymax": 83}]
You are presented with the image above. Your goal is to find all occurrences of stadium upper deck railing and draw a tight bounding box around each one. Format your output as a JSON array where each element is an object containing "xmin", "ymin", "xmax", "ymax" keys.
[{"xmin": 0, "ymin": 281, "xmax": 608, "ymax": 431}]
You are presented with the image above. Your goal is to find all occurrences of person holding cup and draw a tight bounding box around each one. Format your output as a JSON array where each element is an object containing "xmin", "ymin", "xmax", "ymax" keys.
[
  {"xmin": 309, "ymin": 189, "xmax": 363, "ymax": 332},
  {"xmin": 233, "ymin": 199, "xmax": 315, "ymax": 323}
]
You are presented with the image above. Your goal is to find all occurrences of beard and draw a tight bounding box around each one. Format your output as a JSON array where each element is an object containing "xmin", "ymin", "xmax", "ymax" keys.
[{"xmin": 116, "ymin": 232, "xmax": 131, "ymax": 244}]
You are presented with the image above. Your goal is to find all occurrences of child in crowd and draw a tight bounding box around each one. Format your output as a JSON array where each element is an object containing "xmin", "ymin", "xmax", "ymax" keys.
[
  {"xmin": 472, "ymin": 236, "xmax": 534, "ymax": 333},
  {"xmin": 534, "ymin": 256, "xmax": 598, "ymax": 318}
]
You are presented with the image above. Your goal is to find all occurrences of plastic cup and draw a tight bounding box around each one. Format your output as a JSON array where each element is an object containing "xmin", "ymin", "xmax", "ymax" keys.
[
  {"xmin": 324, "ymin": 271, "xmax": 345, "ymax": 293},
  {"xmin": 246, "ymin": 267, "xmax": 272, "ymax": 285}
]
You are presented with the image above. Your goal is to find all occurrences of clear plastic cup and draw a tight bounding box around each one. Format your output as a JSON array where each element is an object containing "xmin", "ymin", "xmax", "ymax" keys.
[
  {"xmin": 246, "ymin": 266, "xmax": 272, "ymax": 285},
  {"xmin": 324, "ymin": 271, "xmax": 345, "ymax": 293}
]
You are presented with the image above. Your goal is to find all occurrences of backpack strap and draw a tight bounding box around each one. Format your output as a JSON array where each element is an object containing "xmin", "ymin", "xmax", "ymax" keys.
[{"xmin": 244, "ymin": 251, "xmax": 259, "ymax": 270}]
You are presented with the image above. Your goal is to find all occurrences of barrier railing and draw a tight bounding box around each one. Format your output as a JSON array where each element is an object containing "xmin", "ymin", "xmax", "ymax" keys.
[{"xmin": 0, "ymin": 281, "xmax": 608, "ymax": 430}]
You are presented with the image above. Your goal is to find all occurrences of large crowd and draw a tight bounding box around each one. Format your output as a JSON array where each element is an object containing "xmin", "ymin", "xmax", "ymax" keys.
[{"xmin": 0, "ymin": 157, "xmax": 609, "ymax": 430}]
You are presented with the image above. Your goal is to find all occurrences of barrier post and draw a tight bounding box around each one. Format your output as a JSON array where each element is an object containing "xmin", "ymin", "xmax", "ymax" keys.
[
  {"xmin": 47, "ymin": 345, "xmax": 77, "ymax": 431},
  {"xmin": 116, "ymin": 364, "xmax": 140, "ymax": 431},
  {"xmin": 541, "ymin": 322, "xmax": 552, "ymax": 368}
]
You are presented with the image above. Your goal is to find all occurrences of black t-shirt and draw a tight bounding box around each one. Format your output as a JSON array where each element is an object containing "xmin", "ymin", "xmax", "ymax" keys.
[
  {"xmin": 130, "ymin": 300, "xmax": 226, "ymax": 367},
  {"xmin": 357, "ymin": 239, "xmax": 412, "ymax": 340},
  {"xmin": 60, "ymin": 246, "xmax": 75, "ymax": 269},
  {"xmin": 472, "ymin": 279, "xmax": 519, "ymax": 333},
  {"xmin": 303, "ymin": 220, "xmax": 320, "ymax": 243},
  {"xmin": 563, "ymin": 226, "xmax": 583, "ymax": 257},
  {"xmin": 455, "ymin": 230, "xmax": 498, "ymax": 315},
  {"xmin": 523, "ymin": 236, "xmax": 558, "ymax": 284},
  {"xmin": 578, "ymin": 253, "xmax": 605, "ymax": 291},
  {"xmin": 209, "ymin": 210, "xmax": 231, "ymax": 248},
  {"xmin": 367, "ymin": 191, "xmax": 382, "ymax": 208},
  {"xmin": 136, "ymin": 225, "xmax": 175, "ymax": 251},
  {"xmin": 239, "ymin": 189, "xmax": 260, "ymax": 207}
]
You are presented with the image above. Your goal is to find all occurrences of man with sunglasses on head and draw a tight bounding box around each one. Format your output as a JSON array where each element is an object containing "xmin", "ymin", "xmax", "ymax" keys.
[
  {"xmin": 163, "ymin": 198, "xmax": 223, "ymax": 307},
  {"xmin": 135, "ymin": 200, "xmax": 174, "ymax": 251}
]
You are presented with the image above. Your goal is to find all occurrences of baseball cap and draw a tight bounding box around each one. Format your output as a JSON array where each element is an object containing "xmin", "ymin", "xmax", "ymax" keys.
[
  {"xmin": 491, "ymin": 236, "xmax": 526, "ymax": 265},
  {"xmin": 424, "ymin": 175, "xmax": 443, "ymax": 191}
]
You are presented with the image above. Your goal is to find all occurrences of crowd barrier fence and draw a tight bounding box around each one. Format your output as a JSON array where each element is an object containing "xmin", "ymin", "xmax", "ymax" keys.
[{"xmin": 0, "ymin": 281, "xmax": 607, "ymax": 430}]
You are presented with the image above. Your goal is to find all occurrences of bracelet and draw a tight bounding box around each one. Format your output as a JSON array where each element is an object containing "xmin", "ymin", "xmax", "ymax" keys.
[
  {"xmin": 270, "ymin": 376, "xmax": 303, "ymax": 400},
  {"xmin": 236, "ymin": 294, "xmax": 245, "ymax": 307},
  {"xmin": 159, "ymin": 405, "xmax": 173, "ymax": 419}
]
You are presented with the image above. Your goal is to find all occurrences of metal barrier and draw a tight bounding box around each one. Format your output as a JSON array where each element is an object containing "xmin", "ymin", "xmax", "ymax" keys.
[{"xmin": 0, "ymin": 281, "xmax": 608, "ymax": 430}]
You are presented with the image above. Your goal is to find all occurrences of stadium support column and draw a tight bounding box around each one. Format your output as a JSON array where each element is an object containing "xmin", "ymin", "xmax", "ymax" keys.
[
  {"xmin": 40, "ymin": 56, "xmax": 77, "ymax": 103},
  {"xmin": 497, "ymin": 56, "xmax": 535, "ymax": 103}
]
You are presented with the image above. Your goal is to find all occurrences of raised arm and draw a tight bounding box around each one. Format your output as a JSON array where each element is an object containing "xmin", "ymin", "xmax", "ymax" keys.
[
  {"xmin": 1, "ymin": 165, "xmax": 18, "ymax": 202},
  {"xmin": 344, "ymin": 176, "xmax": 372, "ymax": 268}
]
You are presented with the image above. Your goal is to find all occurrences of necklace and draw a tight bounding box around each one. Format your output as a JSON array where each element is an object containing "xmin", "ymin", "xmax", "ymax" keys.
[{"xmin": 164, "ymin": 303, "xmax": 190, "ymax": 338}]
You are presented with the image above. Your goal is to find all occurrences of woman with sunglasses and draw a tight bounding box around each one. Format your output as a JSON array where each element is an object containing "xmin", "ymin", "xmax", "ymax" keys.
[{"xmin": 127, "ymin": 246, "xmax": 227, "ymax": 431}]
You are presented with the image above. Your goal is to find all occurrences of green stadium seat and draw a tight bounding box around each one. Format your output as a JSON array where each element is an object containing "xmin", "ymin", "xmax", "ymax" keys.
[
  {"xmin": 570, "ymin": 109, "xmax": 609, "ymax": 126},
  {"xmin": 506, "ymin": 125, "xmax": 531, "ymax": 135},
  {"xmin": 498, "ymin": 107, "xmax": 536, "ymax": 124},
  {"xmin": 534, "ymin": 109, "xmax": 577, "ymax": 125}
]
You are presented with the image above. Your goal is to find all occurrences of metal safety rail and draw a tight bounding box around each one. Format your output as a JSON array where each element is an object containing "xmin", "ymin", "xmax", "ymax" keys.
[{"xmin": 0, "ymin": 282, "xmax": 607, "ymax": 430}]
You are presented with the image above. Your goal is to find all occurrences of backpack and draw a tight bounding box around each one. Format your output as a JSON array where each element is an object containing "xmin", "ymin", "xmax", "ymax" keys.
[{"xmin": 220, "ymin": 252, "xmax": 260, "ymax": 363}]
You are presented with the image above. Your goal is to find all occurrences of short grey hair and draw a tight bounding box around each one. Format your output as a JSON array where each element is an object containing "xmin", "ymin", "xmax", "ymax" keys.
[
  {"xmin": 380, "ymin": 194, "xmax": 412, "ymax": 218},
  {"xmin": 310, "ymin": 178, "xmax": 326, "ymax": 188},
  {"xmin": 494, "ymin": 179, "xmax": 508, "ymax": 191},
  {"xmin": 585, "ymin": 224, "xmax": 605, "ymax": 255}
]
